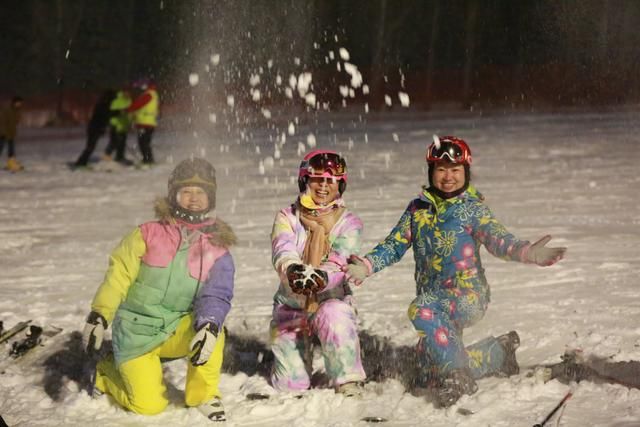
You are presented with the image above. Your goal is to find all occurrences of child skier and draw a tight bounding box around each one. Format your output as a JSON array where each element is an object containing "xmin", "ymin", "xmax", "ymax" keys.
[
  {"xmin": 270, "ymin": 150, "xmax": 367, "ymax": 397},
  {"xmin": 345, "ymin": 136, "xmax": 566, "ymax": 407},
  {"xmin": 82, "ymin": 158, "xmax": 236, "ymax": 421}
]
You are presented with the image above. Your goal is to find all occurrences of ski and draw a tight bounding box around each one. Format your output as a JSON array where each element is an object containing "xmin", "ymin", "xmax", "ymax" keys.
[
  {"xmin": 0, "ymin": 320, "xmax": 32, "ymax": 344},
  {"xmin": 1, "ymin": 324, "xmax": 63, "ymax": 365}
]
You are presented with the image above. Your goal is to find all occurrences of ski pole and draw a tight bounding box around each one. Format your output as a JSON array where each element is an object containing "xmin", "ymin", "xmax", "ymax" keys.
[{"xmin": 533, "ymin": 390, "xmax": 573, "ymax": 427}]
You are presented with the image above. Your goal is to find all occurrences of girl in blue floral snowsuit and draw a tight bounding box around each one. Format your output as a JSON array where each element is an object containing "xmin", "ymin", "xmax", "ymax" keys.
[{"xmin": 345, "ymin": 136, "xmax": 566, "ymax": 407}]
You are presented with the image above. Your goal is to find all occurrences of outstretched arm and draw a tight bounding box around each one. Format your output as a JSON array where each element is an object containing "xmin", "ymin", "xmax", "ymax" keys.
[
  {"xmin": 473, "ymin": 205, "xmax": 566, "ymax": 266},
  {"xmin": 343, "ymin": 202, "xmax": 415, "ymax": 284}
]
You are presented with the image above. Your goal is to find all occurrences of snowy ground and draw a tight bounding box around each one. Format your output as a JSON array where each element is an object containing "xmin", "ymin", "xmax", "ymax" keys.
[{"xmin": 1, "ymin": 108, "xmax": 640, "ymax": 426}]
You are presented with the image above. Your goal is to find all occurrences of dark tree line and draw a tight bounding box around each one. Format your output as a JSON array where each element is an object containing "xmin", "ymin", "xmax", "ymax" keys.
[{"xmin": 0, "ymin": 0, "xmax": 638, "ymax": 115}]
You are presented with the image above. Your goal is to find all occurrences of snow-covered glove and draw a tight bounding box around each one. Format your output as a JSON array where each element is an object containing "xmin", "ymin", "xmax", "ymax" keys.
[
  {"xmin": 190, "ymin": 323, "xmax": 219, "ymax": 366},
  {"xmin": 343, "ymin": 255, "xmax": 372, "ymax": 286},
  {"xmin": 286, "ymin": 263, "xmax": 328, "ymax": 296},
  {"xmin": 526, "ymin": 235, "xmax": 566, "ymax": 266},
  {"xmin": 82, "ymin": 311, "xmax": 107, "ymax": 354}
]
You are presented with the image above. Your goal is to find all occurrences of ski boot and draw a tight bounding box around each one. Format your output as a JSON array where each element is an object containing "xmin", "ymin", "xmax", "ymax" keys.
[
  {"xmin": 198, "ymin": 396, "xmax": 226, "ymax": 422},
  {"xmin": 497, "ymin": 330, "xmax": 520, "ymax": 376},
  {"xmin": 336, "ymin": 381, "xmax": 365, "ymax": 398},
  {"xmin": 6, "ymin": 157, "xmax": 24, "ymax": 172},
  {"xmin": 433, "ymin": 369, "xmax": 478, "ymax": 408}
]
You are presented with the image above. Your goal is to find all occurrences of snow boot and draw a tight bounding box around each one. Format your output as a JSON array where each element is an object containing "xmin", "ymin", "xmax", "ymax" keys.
[
  {"xmin": 336, "ymin": 381, "xmax": 365, "ymax": 398},
  {"xmin": 497, "ymin": 330, "xmax": 520, "ymax": 376},
  {"xmin": 433, "ymin": 369, "xmax": 478, "ymax": 408},
  {"xmin": 6, "ymin": 157, "xmax": 24, "ymax": 172},
  {"xmin": 197, "ymin": 397, "xmax": 226, "ymax": 422}
]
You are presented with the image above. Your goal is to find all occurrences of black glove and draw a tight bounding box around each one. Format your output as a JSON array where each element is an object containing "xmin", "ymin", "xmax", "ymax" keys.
[
  {"xmin": 286, "ymin": 263, "xmax": 328, "ymax": 296},
  {"xmin": 82, "ymin": 311, "xmax": 108, "ymax": 354}
]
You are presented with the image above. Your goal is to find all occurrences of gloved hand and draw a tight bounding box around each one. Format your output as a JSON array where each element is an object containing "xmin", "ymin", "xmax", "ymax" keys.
[
  {"xmin": 526, "ymin": 235, "xmax": 566, "ymax": 266},
  {"xmin": 190, "ymin": 323, "xmax": 219, "ymax": 366},
  {"xmin": 343, "ymin": 255, "xmax": 372, "ymax": 286},
  {"xmin": 82, "ymin": 311, "xmax": 108, "ymax": 354},
  {"xmin": 286, "ymin": 263, "xmax": 328, "ymax": 295}
]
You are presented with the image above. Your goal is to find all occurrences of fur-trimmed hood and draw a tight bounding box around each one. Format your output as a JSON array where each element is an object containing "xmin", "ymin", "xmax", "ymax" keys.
[{"xmin": 153, "ymin": 197, "xmax": 237, "ymax": 248}]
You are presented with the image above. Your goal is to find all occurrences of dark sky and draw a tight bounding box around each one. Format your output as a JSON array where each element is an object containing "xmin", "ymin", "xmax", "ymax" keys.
[{"xmin": 1, "ymin": 0, "xmax": 638, "ymax": 110}]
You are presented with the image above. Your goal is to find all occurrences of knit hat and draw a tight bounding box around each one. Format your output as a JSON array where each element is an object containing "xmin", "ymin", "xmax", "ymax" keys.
[{"xmin": 168, "ymin": 158, "xmax": 217, "ymax": 215}]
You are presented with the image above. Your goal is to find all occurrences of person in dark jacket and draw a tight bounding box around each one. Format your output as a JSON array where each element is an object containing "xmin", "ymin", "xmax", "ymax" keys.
[
  {"xmin": 73, "ymin": 89, "xmax": 116, "ymax": 168},
  {"xmin": 81, "ymin": 158, "xmax": 236, "ymax": 421},
  {"xmin": 0, "ymin": 96, "xmax": 25, "ymax": 172}
]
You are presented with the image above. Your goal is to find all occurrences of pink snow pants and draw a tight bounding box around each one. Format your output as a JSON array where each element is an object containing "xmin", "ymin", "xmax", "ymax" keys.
[{"xmin": 269, "ymin": 298, "xmax": 366, "ymax": 391}]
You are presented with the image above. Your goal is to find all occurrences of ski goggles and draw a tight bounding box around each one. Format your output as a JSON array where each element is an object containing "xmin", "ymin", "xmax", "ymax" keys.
[
  {"xmin": 302, "ymin": 152, "xmax": 347, "ymax": 177},
  {"xmin": 426, "ymin": 139, "xmax": 470, "ymax": 164}
]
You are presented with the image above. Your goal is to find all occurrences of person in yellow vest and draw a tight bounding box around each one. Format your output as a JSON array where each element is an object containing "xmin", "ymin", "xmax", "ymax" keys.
[
  {"xmin": 0, "ymin": 96, "xmax": 25, "ymax": 172},
  {"xmin": 104, "ymin": 90, "xmax": 133, "ymax": 166},
  {"xmin": 127, "ymin": 78, "xmax": 159, "ymax": 167}
]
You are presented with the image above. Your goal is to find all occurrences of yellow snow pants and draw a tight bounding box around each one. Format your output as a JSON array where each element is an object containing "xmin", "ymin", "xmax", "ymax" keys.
[{"xmin": 95, "ymin": 314, "xmax": 225, "ymax": 415}]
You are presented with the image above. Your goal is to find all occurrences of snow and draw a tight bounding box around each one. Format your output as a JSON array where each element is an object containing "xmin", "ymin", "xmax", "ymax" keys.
[{"xmin": 1, "ymin": 109, "xmax": 640, "ymax": 426}]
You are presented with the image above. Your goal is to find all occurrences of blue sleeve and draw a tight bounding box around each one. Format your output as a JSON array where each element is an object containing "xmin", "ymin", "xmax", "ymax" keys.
[
  {"xmin": 193, "ymin": 252, "xmax": 235, "ymax": 331},
  {"xmin": 472, "ymin": 204, "xmax": 529, "ymax": 262},
  {"xmin": 365, "ymin": 203, "xmax": 414, "ymax": 273}
]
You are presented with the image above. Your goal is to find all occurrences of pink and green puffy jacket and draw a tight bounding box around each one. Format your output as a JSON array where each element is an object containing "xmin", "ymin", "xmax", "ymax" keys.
[{"xmin": 90, "ymin": 200, "xmax": 236, "ymax": 365}]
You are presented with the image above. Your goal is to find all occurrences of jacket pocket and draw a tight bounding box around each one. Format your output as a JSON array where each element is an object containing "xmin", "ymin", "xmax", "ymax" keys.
[{"xmin": 116, "ymin": 310, "xmax": 164, "ymax": 336}]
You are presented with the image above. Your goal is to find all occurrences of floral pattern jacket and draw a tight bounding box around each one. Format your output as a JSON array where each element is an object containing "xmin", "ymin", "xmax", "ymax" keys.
[{"xmin": 365, "ymin": 185, "xmax": 531, "ymax": 300}]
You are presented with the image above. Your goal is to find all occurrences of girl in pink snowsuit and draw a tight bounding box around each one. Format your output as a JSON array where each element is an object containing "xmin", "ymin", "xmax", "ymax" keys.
[{"xmin": 269, "ymin": 150, "xmax": 366, "ymax": 396}]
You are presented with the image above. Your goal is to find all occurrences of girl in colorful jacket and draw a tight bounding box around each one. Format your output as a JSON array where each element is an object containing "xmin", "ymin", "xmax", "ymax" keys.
[
  {"xmin": 270, "ymin": 150, "xmax": 366, "ymax": 397},
  {"xmin": 82, "ymin": 158, "xmax": 236, "ymax": 421},
  {"xmin": 345, "ymin": 136, "xmax": 566, "ymax": 407}
]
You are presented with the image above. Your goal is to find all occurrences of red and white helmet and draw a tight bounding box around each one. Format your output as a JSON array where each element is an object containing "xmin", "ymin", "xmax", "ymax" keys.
[
  {"xmin": 298, "ymin": 150, "xmax": 348, "ymax": 194},
  {"xmin": 426, "ymin": 135, "xmax": 472, "ymax": 165}
]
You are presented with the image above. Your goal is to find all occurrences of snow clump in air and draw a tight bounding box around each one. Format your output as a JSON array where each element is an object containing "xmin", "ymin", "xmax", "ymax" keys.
[
  {"xmin": 398, "ymin": 92, "xmax": 410, "ymax": 107},
  {"xmin": 307, "ymin": 133, "xmax": 317, "ymax": 148},
  {"xmin": 344, "ymin": 63, "xmax": 363, "ymax": 88}
]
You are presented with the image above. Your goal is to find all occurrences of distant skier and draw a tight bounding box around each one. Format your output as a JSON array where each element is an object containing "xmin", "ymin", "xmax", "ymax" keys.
[
  {"xmin": 73, "ymin": 89, "xmax": 116, "ymax": 169},
  {"xmin": 345, "ymin": 136, "xmax": 566, "ymax": 407},
  {"xmin": 127, "ymin": 78, "xmax": 159, "ymax": 167},
  {"xmin": 270, "ymin": 150, "xmax": 367, "ymax": 397},
  {"xmin": 103, "ymin": 89, "xmax": 133, "ymax": 165},
  {"xmin": 82, "ymin": 158, "xmax": 236, "ymax": 421},
  {"xmin": 0, "ymin": 96, "xmax": 25, "ymax": 172}
]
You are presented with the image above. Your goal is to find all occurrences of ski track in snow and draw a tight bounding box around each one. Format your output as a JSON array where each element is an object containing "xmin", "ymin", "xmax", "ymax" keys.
[{"xmin": 1, "ymin": 110, "xmax": 639, "ymax": 426}]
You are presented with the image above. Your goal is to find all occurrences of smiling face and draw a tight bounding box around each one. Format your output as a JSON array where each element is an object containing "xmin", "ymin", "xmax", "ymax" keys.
[
  {"xmin": 307, "ymin": 177, "xmax": 340, "ymax": 206},
  {"xmin": 176, "ymin": 186, "xmax": 209, "ymax": 212},
  {"xmin": 431, "ymin": 161, "xmax": 466, "ymax": 194}
]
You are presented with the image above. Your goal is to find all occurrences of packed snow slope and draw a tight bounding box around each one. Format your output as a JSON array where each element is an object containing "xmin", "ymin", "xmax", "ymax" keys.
[{"xmin": 1, "ymin": 109, "xmax": 639, "ymax": 426}]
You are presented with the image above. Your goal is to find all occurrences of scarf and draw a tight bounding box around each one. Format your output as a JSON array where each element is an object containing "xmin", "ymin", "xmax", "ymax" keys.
[{"xmin": 296, "ymin": 194, "xmax": 345, "ymax": 312}]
